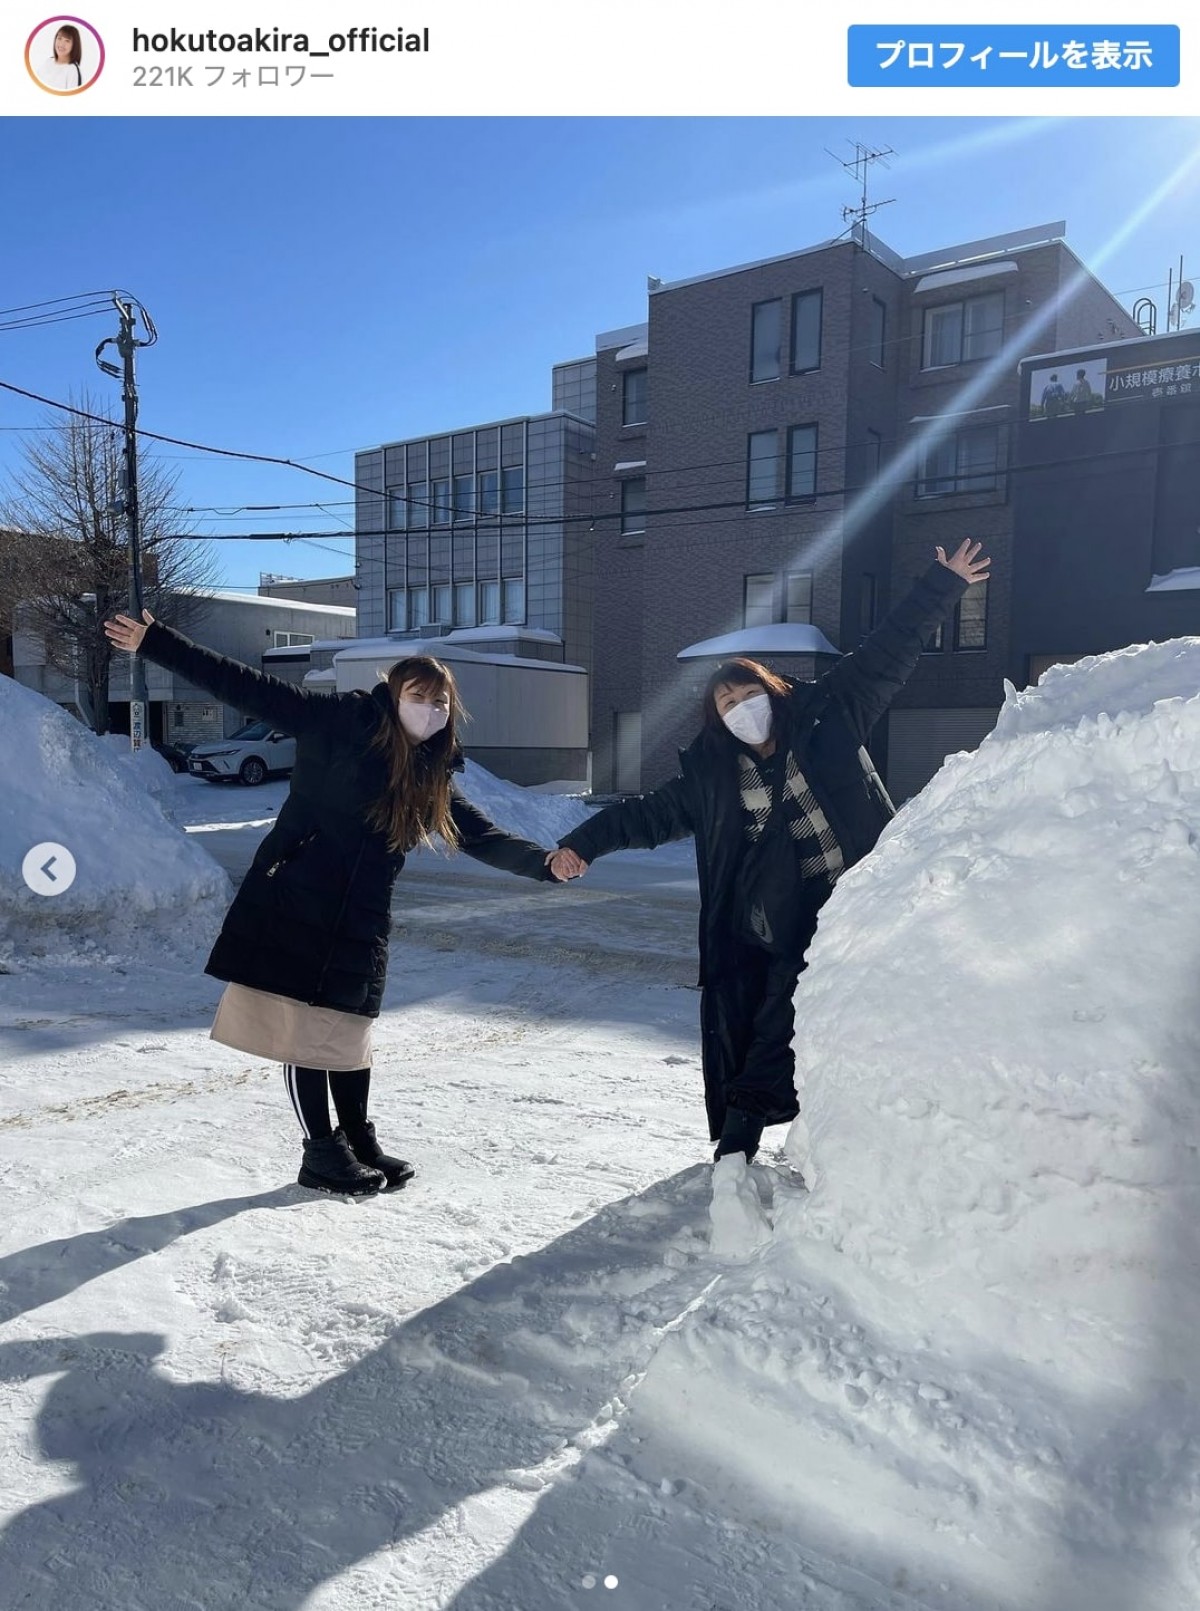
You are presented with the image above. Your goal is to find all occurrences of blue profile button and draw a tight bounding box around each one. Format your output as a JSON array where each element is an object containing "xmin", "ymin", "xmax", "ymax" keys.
[{"xmin": 848, "ymin": 27, "xmax": 1180, "ymax": 87}]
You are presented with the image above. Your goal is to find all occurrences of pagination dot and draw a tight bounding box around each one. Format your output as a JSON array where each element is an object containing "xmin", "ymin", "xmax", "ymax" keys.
[{"xmin": 604, "ymin": 1577, "xmax": 619, "ymax": 1590}]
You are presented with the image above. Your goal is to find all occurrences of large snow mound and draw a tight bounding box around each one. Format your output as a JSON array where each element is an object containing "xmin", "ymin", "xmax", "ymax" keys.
[
  {"xmin": 636, "ymin": 639, "xmax": 1200, "ymax": 1611},
  {"xmin": 456, "ymin": 757, "xmax": 594, "ymax": 842},
  {"xmin": 0, "ymin": 677, "xmax": 231, "ymax": 952}
]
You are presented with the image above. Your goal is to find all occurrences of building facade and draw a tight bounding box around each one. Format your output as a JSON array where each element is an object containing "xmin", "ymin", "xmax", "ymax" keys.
[
  {"xmin": 1012, "ymin": 326, "xmax": 1200, "ymax": 683},
  {"xmin": 584, "ymin": 223, "xmax": 1140, "ymax": 799},
  {"xmin": 354, "ymin": 410, "xmax": 596, "ymax": 673},
  {"xmin": 14, "ymin": 591, "xmax": 356, "ymax": 744}
]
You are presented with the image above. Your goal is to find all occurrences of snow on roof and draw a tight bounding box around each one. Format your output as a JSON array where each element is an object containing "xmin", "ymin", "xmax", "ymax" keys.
[
  {"xmin": 1018, "ymin": 328, "xmax": 1191, "ymax": 368},
  {"xmin": 909, "ymin": 405, "xmax": 1011, "ymax": 422},
  {"xmin": 1146, "ymin": 569, "xmax": 1200, "ymax": 593},
  {"xmin": 677, "ymin": 623, "xmax": 841, "ymax": 660},
  {"xmin": 302, "ymin": 668, "xmax": 337, "ymax": 685},
  {"xmin": 595, "ymin": 321, "xmax": 648, "ymax": 352},
  {"xmin": 614, "ymin": 340, "xmax": 649, "ymax": 363},
  {"xmin": 913, "ymin": 261, "xmax": 1020, "ymax": 294},
  {"xmin": 186, "ymin": 589, "xmax": 356, "ymax": 617},
  {"xmin": 613, "ymin": 460, "xmax": 647, "ymax": 474},
  {"xmin": 442, "ymin": 626, "xmax": 563, "ymax": 646},
  {"xmin": 329, "ymin": 635, "xmax": 584, "ymax": 675}
]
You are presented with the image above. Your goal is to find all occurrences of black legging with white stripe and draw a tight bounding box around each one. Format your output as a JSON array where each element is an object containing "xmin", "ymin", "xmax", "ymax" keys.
[{"xmin": 283, "ymin": 1065, "xmax": 371, "ymax": 1139}]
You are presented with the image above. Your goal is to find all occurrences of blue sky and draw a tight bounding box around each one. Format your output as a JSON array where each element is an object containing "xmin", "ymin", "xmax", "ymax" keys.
[{"xmin": 1, "ymin": 115, "xmax": 1196, "ymax": 590}]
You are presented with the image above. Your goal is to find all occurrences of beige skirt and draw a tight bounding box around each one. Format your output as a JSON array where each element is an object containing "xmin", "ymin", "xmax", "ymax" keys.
[{"xmin": 210, "ymin": 982, "xmax": 373, "ymax": 1072}]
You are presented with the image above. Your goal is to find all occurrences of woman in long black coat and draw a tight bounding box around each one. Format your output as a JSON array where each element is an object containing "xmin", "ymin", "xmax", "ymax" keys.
[
  {"xmin": 551, "ymin": 542, "xmax": 990, "ymax": 1165},
  {"xmin": 105, "ymin": 609, "xmax": 559, "ymax": 1197}
]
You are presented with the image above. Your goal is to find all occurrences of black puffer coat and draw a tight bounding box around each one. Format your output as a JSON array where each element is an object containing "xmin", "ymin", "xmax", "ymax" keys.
[
  {"xmin": 139, "ymin": 621, "xmax": 553, "ymax": 1016},
  {"xmin": 559, "ymin": 562, "xmax": 968, "ymax": 985}
]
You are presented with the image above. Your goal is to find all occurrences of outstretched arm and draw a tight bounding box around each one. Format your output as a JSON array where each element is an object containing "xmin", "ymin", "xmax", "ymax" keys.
[
  {"xmin": 554, "ymin": 773, "xmax": 696, "ymax": 877},
  {"xmin": 105, "ymin": 609, "xmax": 361, "ymax": 740},
  {"xmin": 819, "ymin": 541, "xmax": 989, "ymax": 744},
  {"xmin": 450, "ymin": 788, "xmax": 556, "ymax": 881}
]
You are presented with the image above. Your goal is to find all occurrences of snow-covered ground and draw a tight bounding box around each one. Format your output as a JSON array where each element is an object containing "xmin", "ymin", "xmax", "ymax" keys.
[{"xmin": 2, "ymin": 644, "xmax": 1199, "ymax": 1609}]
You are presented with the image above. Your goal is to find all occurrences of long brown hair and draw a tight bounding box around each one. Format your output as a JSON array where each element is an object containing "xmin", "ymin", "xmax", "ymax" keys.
[
  {"xmin": 367, "ymin": 656, "xmax": 464, "ymax": 853},
  {"xmin": 700, "ymin": 656, "xmax": 791, "ymax": 733}
]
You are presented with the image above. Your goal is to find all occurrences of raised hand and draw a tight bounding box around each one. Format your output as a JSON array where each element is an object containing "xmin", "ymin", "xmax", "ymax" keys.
[
  {"xmin": 103, "ymin": 609, "xmax": 155, "ymax": 653},
  {"xmin": 546, "ymin": 847, "xmax": 588, "ymax": 882},
  {"xmin": 935, "ymin": 539, "xmax": 990, "ymax": 585}
]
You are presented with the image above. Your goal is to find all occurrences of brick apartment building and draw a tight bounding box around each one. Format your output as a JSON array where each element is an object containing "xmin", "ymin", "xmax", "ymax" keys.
[{"xmin": 582, "ymin": 222, "xmax": 1140, "ymax": 800}]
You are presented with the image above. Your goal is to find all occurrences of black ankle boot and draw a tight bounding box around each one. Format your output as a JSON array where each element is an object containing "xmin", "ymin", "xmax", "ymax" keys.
[
  {"xmin": 342, "ymin": 1119, "xmax": 415, "ymax": 1192},
  {"xmin": 714, "ymin": 1108, "xmax": 764, "ymax": 1163},
  {"xmin": 297, "ymin": 1129, "xmax": 387, "ymax": 1196}
]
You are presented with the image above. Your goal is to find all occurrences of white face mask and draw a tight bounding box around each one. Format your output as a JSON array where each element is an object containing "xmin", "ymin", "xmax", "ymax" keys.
[
  {"xmin": 397, "ymin": 698, "xmax": 449, "ymax": 743},
  {"xmin": 721, "ymin": 692, "xmax": 773, "ymax": 746}
]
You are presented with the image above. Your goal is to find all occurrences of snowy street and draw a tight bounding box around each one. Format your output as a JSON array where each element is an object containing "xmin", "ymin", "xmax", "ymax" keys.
[
  {"xmin": 5, "ymin": 643, "xmax": 1200, "ymax": 1610},
  {"xmin": 1, "ymin": 777, "xmax": 867, "ymax": 1611}
]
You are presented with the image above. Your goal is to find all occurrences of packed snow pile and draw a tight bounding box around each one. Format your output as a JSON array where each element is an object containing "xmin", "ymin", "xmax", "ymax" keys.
[
  {"xmin": 455, "ymin": 757, "xmax": 594, "ymax": 842},
  {"xmin": 637, "ymin": 639, "xmax": 1200, "ymax": 1611},
  {"xmin": 99, "ymin": 732, "xmax": 182, "ymax": 821},
  {"xmin": 0, "ymin": 677, "xmax": 231, "ymax": 951}
]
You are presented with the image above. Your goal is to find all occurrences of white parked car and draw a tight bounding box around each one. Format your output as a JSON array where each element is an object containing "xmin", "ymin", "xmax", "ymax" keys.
[{"xmin": 187, "ymin": 719, "xmax": 296, "ymax": 786}]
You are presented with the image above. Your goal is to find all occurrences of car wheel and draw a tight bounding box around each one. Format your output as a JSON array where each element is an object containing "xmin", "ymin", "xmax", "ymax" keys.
[{"xmin": 239, "ymin": 757, "xmax": 268, "ymax": 786}]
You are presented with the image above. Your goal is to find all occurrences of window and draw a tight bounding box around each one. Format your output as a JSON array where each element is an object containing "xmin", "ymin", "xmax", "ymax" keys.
[
  {"xmin": 432, "ymin": 584, "xmax": 452, "ymax": 624},
  {"xmin": 502, "ymin": 578, "xmax": 525, "ymax": 623},
  {"xmin": 479, "ymin": 580, "xmax": 501, "ymax": 624},
  {"xmin": 954, "ymin": 578, "xmax": 988, "ymax": 650},
  {"xmin": 453, "ymin": 474, "xmax": 475, "ymax": 521},
  {"xmin": 869, "ymin": 297, "xmax": 887, "ymax": 368},
  {"xmin": 922, "ymin": 292, "xmax": 1005, "ymax": 369},
  {"xmin": 859, "ymin": 574, "xmax": 876, "ymax": 636},
  {"xmin": 790, "ymin": 290, "xmax": 823, "ymax": 374},
  {"xmin": 746, "ymin": 431, "xmax": 779, "ymax": 507},
  {"xmin": 387, "ymin": 487, "xmax": 407, "ymax": 530},
  {"xmin": 785, "ymin": 572, "xmax": 813, "ymax": 624},
  {"xmin": 865, "ymin": 428, "xmax": 882, "ymax": 483},
  {"xmin": 454, "ymin": 581, "xmax": 476, "ymax": 626},
  {"xmin": 620, "ymin": 476, "xmax": 647, "ymax": 535},
  {"xmin": 786, "ymin": 424, "xmax": 818, "ymax": 501},
  {"xmin": 924, "ymin": 621, "xmax": 944, "ymax": 653},
  {"xmin": 622, "ymin": 367, "xmax": 648, "ymax": 424},
  {"xmin": 431, "ymin": 479, "xmax": 452, "ymax": 526},
  {"xmin": 273, "ymin": 631, "xmax": 314, "ymax": 648},
  {"xmin": 500, "ymin": 465, "xmax": 524, "ymax": 515},
  {"xmin": 409, "ymin": 587, "xmax": 430, "ymax": 629},
  {"xmin": 478, "ymin": 470, "xmax": 499, "ymax": 517},
  {"xmin": 917, "ymin": 426, "xmax": 1002, "ymax": 497},
  {"xmin": 744, "ymin": 573, "xmax": 775, "ymax": 628},
  {"xmin": 750, "ymin": 300, "xmax": 782, "ymax": 383},
  {"xmin": 407, "ymin": 480, "xmax": 428, "ymax": 530},
  {"xmin": 388, "ymin": 589, "xmax": 406, "ymax": 631}
]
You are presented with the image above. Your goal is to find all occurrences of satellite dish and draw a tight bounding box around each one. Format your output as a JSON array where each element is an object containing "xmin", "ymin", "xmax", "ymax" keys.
[{"xmin": 1178, "ymin": 280, "xmax": 1195, "ymax": 312}]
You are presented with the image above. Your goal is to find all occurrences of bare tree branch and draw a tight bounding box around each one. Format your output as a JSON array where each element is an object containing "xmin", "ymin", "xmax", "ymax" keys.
[{"xmin": 0, "ymin": 393, "xmax": 219, "ymax": 733}]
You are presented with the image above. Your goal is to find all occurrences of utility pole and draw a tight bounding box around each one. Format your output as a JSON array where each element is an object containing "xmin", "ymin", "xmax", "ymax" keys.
[{"xmin": 96, "ymin": 295, "xmax": 157, "ymax": 751}]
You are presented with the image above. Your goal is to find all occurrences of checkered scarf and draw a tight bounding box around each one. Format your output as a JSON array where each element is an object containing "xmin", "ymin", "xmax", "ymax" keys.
[{"xmin": 737, "ymin": 749, "xmax": 845, "ymax": 886}]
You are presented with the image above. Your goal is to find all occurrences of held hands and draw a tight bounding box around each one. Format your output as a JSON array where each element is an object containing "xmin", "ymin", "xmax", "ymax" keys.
[
  {"xmin": 935, "ymin": 539, "xmax": 990, "ymax": 585},
  {"xmin": 545, "ymin": 847, "xmax": 588, "ymax": 882},
  {"xmin": 103, "ymin": 609, "xmax": 155, "ymax": 653}
]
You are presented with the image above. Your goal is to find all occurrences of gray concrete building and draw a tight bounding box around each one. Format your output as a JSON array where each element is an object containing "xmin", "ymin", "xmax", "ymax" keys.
[
  {"xmin": 585, "ymin": 222, "xmax": 1140, "ymax": 800},
  {"xmin": 354, "ymin": 410, "xmax": 596, "ymax": 672}
]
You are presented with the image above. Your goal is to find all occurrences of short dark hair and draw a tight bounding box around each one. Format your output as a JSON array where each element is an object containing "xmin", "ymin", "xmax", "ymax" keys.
[{"xmin": 700, "ymin": 656, "xmax": 791, "ymax": 732}]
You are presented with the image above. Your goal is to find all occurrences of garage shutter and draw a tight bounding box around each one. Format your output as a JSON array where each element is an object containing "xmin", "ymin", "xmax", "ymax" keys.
[{"xmin": 886, "ymin": 707, "xmax": 1000, "ymax": 804}]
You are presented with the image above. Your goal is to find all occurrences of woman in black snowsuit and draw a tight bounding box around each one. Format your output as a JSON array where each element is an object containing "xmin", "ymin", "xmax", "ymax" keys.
[
  {"xmin": 105, "ymin": 609, "xmax": 560, "ymax": 1197},
  {"xmin": 551, "ymin": 542, "xmax": 990, "ymax": 1165}
]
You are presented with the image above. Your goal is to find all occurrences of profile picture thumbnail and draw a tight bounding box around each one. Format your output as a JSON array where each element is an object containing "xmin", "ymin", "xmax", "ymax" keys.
[{"xmin": 25, "ymin": 16, "xmax": 105, "ymax": 94}]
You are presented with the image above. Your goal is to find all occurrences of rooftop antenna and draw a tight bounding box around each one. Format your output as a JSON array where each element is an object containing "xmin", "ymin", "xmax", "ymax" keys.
[{"xmin": 828, "ymin": 141, "xmax": 896, "ymax": 248}]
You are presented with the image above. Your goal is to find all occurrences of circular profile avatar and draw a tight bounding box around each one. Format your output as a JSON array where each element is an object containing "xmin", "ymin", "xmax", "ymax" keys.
[{"xmin": 26, "ymin": 16, "xmax": 104, "ymax": 94}]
